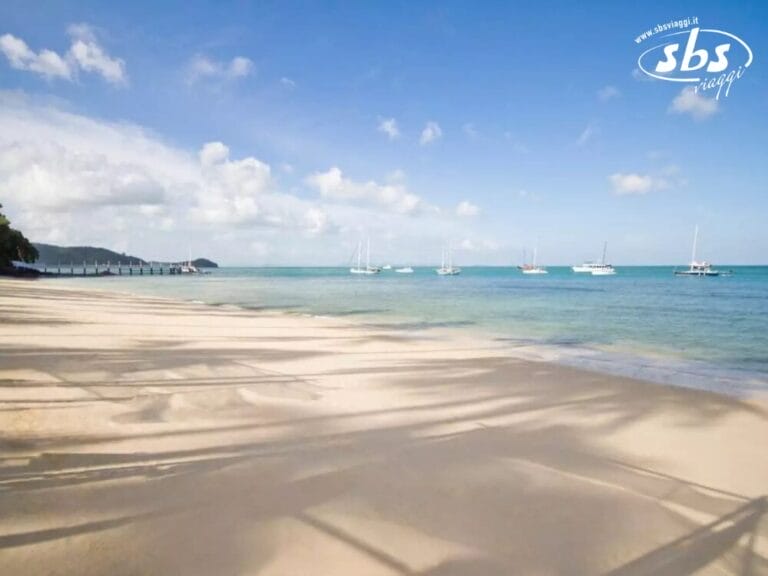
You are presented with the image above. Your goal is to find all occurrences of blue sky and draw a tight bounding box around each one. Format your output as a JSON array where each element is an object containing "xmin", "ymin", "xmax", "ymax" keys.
[{"xmin": 0, "ymin": 0, "xmax": 766, "ymax": 265}]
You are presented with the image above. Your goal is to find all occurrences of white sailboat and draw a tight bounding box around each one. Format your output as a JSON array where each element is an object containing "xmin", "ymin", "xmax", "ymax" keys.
[
  {"xmin": 590, "ymin": 242, "xmax": 616, "ymax": 275},
  {"xmin": 350, "ymin": 238, "xmax": 381, "ymax": 275},
  {"xmin": 521, "ymin": 243, "xmax": 547, "ymax": 274},
  {"xmin": 436, "ymin": 245, "xmax": 460, "ymax": 275},
  {"xmin": 178, "ymin": 247, "xmax": 202, "ymax": 274},
  {"xmin": 674, "ymin": 225, "xmax": 721, "ymax": 277},
  {"xmin": 573, "ymin": 242, "xmax": 614, "ymax": 274},
  {"xmin": 395, "ymin": 266, "xmax": 414, "ymax": 274}
]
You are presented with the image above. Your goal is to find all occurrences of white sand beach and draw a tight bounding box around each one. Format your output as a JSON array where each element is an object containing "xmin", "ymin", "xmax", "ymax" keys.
[{"xmin": 1, "ymin": 278, "xmax": 767, "ymax": 575}]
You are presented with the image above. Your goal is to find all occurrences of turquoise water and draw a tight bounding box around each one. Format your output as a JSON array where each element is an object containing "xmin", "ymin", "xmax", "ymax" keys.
[{"xmin": 54, "ymin": 266, "xmax": 768, "ymax": 395}]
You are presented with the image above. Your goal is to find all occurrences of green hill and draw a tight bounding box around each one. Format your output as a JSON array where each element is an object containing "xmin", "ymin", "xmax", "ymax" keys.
[{"xmin": 33, "ymin": 244, "xmax": 218, "ymax": 268}]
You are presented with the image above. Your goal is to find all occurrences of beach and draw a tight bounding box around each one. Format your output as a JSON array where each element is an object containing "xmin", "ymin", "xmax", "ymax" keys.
[{"xmin": 1, "ymin": 278, "xmax": 767, "ymax": 575}]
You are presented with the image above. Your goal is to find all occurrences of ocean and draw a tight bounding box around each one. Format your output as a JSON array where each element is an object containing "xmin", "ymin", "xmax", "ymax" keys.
[{"xmin": 53, "ymin": 266, "xmax": 768, "ymax": 396}]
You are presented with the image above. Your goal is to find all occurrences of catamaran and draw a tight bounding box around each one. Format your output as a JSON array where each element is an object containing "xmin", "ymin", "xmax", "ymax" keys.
[
  {"xmin": 674, "ymin": 225, "xmax": 721, "ymax": 277},
  {"xmin": 177, "ymin": 248, "xmax": 204, "ymax": 274},
  {"xmin": 350, "ymin": 238, "xmax": 381, "ymax": 275},
  {"xmin": 572, "ymin": 242, "xmax": 615, "ymax": 274},
  {"xmin": 590, "ymin": 242, "xmax": 616, "ymax": 275},
  {"xmin": 519, "ymin": 244, "xmax": 547, "ymax": 274},
  {"xmin": 436, "ymin": 245, "xmax": 460, "ymax": 275}
]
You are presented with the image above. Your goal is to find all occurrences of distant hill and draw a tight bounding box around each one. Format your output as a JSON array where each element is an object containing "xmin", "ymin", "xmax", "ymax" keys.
[
  {"xmin": 191, "ymin": 258, "xmax": 218, "ymax": 268},
  {"xmin": 33, "ymin": 243, "xmax": 218, "ymax": 268}
]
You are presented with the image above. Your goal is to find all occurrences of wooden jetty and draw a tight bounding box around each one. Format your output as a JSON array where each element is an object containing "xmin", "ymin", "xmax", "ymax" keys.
[{"xmin": 22, "ymin": 260, "xmax": 196, "ymax": 277}]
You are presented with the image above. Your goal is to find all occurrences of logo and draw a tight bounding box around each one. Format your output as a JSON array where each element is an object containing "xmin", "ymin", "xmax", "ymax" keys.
[{"xmin": 635, "ymin": 19, "xmax": 752, "ymax": 99}]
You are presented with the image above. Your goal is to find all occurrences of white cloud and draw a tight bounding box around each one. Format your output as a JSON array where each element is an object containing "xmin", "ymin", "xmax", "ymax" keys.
[
  {"xmin": 597, "ymin": 85, "xmax": 620, "ymax": 101},
  {"xmin": 377, "ymin": 117, "xmax": 400, "ymax": 140},
  {"xmin": 0, "ymin": 26, "xmax": 126, "ymax": 84},
  {"xmin": 280, "ymin": 77, "xmax": 296, "ymax": 89},
  {"xmin": 305, "ymin": 166, "xmax": 428, "ymax": 214},
  {"xmin": 669, "ymin": 87, "xmax": 718, "ymax": 120},
  {"xmin": 0, "ymin": 93, "xmax": 330, "ymax": 249},
  {"xmin": 419, "ymin": 121, "xmax": 442, "ymax": 145},
  {"xmin": 455, "ymin": 200, "xmax": 479, "ymax": 217},
  {"xmin": 577, "ymin": 124, "xmax": 597, "ymax": 146},
  {"xmin": 230, "ymin": 57, "xmax": 253, "ymax": 77},
  {"xmin": 186, "ymin": 54, "xmax": 254, "ymax": 83},
  {"xmin": 608, "ymin": 172, "xmax": 669, "ymax": 196},
  {"xmin": 0, "ymin": 34, "xmax": 71, "ymax": 79},
  {"xmin": 0, "ymin": 93, "xmax": 491, "ymax": 265},
  {"xmin": 67, "ymin": 24, "xmax": 127, "ymax": 85},
  {"xmin": 199, "ymin": 141, "xmax": 230, "ymax": 166}
]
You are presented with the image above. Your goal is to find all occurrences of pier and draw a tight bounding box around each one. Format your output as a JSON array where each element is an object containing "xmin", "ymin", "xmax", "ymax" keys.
[{"xmin": 22, "ymin": 261, "xmax": 192, "ymax": 277}]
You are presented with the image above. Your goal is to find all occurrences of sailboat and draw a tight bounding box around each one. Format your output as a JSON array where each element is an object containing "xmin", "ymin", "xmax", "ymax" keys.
[
  {"xmin": 350, "ymin": 238, "xmax": 381, "ymax": 275},
  {"xmin": 590, "ymin": 242, "xmax": 616, "ymax": 275},
  {"xmin": 395, "ymin": 266, "xmax": 414, "ymax": 274},
  {"xmin": 436, "ymin": 245, "xmax": 460, "ymax": 275},
  {"xmin": 179, "ymin": 247, "xmax": 202, "ymax": 274},
  {"xmin": 674, "ymin": 225, "xmax": 721, "ymax": 277},
  {"xmin": 520, "ymin": 243, "xmax": 547, "ymax": 274}
]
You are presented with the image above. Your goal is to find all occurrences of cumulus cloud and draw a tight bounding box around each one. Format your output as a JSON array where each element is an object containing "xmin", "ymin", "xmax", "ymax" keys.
[
  {"xmin": 186, "ymin": 54, "xmax": 254, "ymax": 83},
  {"xmin": 0, "ymin": 93, "xmax": 486, "ymax": 264},
  {"xmin": 0, "ymin": 93, "xmax": 330, "ymax": 249},
  {"xmin": 669, "ymin": 87, "xmax": 718, "ymax": 120},
  {"xmin": 280, "ymin": 77, "xmax": 296, "ymax": 89},
  {"xmin": 0, "ymin": 34, "xmax": 71, "ymax": 79},
  {"xmin": 377, "ymin": 117, "xmax": 400, "ymax": 140},
  {"xmin": 67, "ymin": 24, "xmax": 127, "ymax": 85},
  {"xmin": 0, "ymin": 25, "xmax": 126, "ymax": 84},
  {"xmin": 199, "ymin": 141, "xmax": 230, "ymax": 166},
  {"xmin": 597, "ymin": 85, "xmax": 620, "ymax": 101},
  {"xmin": 608, "ymin": 172, "xmax": 669, "ymax": 195},
  {"xmin": 419, "ymin": 121, "xmax": 442, "ymax": 145},
  {"xmin": 455, "ymin": 200, "xmax": 479, "ymax": 217},
  {"xmin": 305, "ymin": 166, "xmax": 428, "ymax": 214}
]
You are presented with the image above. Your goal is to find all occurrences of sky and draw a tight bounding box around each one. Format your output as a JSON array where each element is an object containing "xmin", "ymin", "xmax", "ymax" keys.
[{"xmin": 0, "ymin": 0, "xmax": 766, "ymax": 266}]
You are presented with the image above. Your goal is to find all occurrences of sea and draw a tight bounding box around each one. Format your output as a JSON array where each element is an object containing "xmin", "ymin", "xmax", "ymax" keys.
[{"xmin": 52, "ymin": 266, "xmax": 768, "ymax": 397}]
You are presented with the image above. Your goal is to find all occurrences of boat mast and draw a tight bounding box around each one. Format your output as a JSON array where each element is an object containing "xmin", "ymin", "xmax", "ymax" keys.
[
  {"xmin": 448, "ymin": 244, "xmax": 453, "ymax": 270},
  {"xmin": 357, "ymin": 239, "xmax": 362, "ymax": 270},
  {"xmin": 601, "ymin": 241, "xmax": 608, "ymax": 266},
  {"xmin": 441, "ymin": 246, "xmax": 445, "ymax": 270},
  {"xmin": 366, "ymin": 237, "xmax": 370, "ymax": 269},
  {"xmin": 690, "ymin": 225, "xmax": 699, "ymax": 271}
]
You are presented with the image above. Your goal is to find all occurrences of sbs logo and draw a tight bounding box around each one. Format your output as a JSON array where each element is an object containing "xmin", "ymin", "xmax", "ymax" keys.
[{"xmin": 637, "ymin": 27, "xmax": 752, "ymax": 98}]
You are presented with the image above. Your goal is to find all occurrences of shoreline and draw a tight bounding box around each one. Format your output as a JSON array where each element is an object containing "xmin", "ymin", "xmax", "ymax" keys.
[
  {"xmin": 1, "ymin": 278, "xmax": 767, "ymax": 574},
  {"xmin": 32, "ymin": 274, "xmax": 768, "ymax": 400}
]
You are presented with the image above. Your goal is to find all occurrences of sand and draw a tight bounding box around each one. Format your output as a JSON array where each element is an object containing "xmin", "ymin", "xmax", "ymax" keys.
[{"xmin": 0, "ymin": 278, "xmax": 766, "ymax": 575}]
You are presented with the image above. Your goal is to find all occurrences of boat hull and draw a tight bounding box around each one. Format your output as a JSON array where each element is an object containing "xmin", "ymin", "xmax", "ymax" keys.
[{"xmin": 674, "ymin": 270, "xmax": 720, "ymax": 277}]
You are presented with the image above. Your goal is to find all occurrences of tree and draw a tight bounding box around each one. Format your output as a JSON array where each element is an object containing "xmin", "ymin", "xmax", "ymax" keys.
[{"xmin": 0, "ymin": 204, "xmax": 38, "ymax": 267}]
